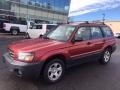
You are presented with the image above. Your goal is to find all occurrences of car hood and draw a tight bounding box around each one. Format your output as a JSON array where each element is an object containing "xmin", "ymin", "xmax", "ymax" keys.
[{"xmin": 9, "ymin": 38, "xmax": 68, "ymax": 53}]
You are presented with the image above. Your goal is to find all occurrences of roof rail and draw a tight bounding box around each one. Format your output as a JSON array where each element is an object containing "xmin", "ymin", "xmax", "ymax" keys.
[
  {"xmin": 77, "ymin": 21, "xmax": 89, "ymax": 25},
  {"xmin": 84, "ymin": 21, "xmax": 89, "ymax": 24},
  {"xmin": 92, "ymin": 21, "xmax": 105, "ymax": 25}
]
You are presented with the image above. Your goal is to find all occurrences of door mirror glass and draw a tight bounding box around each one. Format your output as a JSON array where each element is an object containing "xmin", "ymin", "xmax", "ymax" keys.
[{"xmin": 75, "ymin": 37, "xmax": 83, "ymax": 42}]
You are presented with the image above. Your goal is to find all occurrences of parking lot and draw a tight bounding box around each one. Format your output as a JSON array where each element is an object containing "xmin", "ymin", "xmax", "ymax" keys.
[
  {"xmin": 0, "ymin": 31, "xmax": 25, "ymax": 39},
  {"xmin": 0, "ymin": 32, "xmax": 120, "ymax": 90}
]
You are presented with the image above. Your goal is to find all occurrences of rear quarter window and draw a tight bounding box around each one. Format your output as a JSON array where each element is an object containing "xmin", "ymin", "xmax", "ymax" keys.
[{"xmin": 101, "ymin": 26, "xmax": 113, "ymax": 37}]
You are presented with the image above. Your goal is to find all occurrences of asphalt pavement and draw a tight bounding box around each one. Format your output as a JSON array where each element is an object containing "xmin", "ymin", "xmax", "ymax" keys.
[{"xmin": 0, "ymin": 33, "xmax": 120, "ymax": 90}]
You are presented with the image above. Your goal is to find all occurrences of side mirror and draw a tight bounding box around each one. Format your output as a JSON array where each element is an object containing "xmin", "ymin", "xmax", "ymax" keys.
[
  {"xmin": 75, "ymin": 37, "xmax": 83, "ymax": 41},
  {"xmin": 72, "ymin": 37, "xmax": 83, "ymax": 43},
  {"xmin": 39, "ymin": 34, "xmax": 43, "ymax": 38},
  {"xmin": 29, "ymin": 26, "xmax": 32, "ymax": 29}
]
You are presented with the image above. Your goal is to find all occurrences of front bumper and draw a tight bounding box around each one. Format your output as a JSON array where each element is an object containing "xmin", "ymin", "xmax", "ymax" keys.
[{"xmin": 2, "ymin": 53, "xmax": 44, "ymax": 78}]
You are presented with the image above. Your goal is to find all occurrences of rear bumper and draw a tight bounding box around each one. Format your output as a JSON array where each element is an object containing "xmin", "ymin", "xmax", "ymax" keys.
[{"xmin": 2, "ymin": 53, "xmax": 44, "ymax": 79}]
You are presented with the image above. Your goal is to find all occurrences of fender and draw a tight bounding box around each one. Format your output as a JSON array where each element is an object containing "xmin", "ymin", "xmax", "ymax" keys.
[{"xmin": 40, "ymin": 48, "xmax": 70, "ymax": 62}]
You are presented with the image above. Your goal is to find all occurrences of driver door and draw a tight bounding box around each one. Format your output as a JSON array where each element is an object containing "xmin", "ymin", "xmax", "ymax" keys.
[{"xmin": 69, "ymin": 26, "xmax": 93, "ymax": 60}]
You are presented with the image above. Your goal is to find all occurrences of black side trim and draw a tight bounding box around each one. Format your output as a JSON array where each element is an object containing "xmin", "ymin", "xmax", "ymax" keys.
[{"xmin": 66, "ymin": 52, "xmax": 102, "ymax": 68}]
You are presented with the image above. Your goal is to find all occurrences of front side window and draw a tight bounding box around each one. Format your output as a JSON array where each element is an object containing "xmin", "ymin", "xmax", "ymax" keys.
[
  {"xmin": 75, "ymin": 27, "xmax": 91, "ymax": 41},
  {"xmin": 101, "ymin": 27, "xmax": 113, "ymax": 37},
  {"xmin": 45, "ymin": 25, "xmax": 75, "ymax": 41},
  {"xmin": 91, "ymin": 27, "xmax": 103, "ymax": 39}
]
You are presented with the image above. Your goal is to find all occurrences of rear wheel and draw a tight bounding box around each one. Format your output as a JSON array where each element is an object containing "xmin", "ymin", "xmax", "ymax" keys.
[
  {"xmin": 11, "ymin": 29, "xmax": 18, "ymax": 35},
  {"xmin": 43, "ymin": 59, "xmax": 65, "ymax": 83},
  {"xmin": 99, "ymin": 48, "xmax": 112, "ymax": 65}
]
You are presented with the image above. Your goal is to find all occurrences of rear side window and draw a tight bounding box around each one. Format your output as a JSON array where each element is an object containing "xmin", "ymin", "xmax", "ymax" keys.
[
  {"xmin": 32, "ymin": 25, "xmax": 42, "ymax": 29},
  {"xmin": 101, "ymin": 27, "xmax": 113, "ymax": 37},
  {"xmin": 91, "ymin": 27, "xmax": 103, "ymax": 39},
  {"xmin": 37, "ymin": 25, "xmax": 42, "ymax": 29}
]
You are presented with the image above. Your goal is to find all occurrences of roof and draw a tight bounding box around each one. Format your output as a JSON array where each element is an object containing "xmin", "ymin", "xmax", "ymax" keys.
[
  {"xmin": 34, "ymin": 24, "xmax": 58, "ymax": 25},
  {"xmin": 68, "ymin": 21, "xmax": 107, "ymax": 27}
]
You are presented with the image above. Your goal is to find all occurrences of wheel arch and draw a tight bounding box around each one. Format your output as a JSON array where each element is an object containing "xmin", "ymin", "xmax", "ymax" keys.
[
  {"xmin": 104, "ymin": 45, "xmax": 113, "ymax": 52},
  {"xmin": 40, "ymin": 54, "xmax": 67, "ymax": 75},
  {"xmin": 10, "ymin": 26, "xmax": 20, "ymax": 32}
]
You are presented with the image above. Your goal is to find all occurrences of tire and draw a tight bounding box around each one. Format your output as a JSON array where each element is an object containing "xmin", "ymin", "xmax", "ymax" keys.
[
  {"xmin": 43, "ymin": 59, "xmax": 65, "ymax": 84},
  {"xmin": 39, "ymin": 34, "xmax": 43, "ymax": 38},
  {"xmin": 99, "ymin": 48, "xmax": 112, "ymax": 65},
  {"xmin": 26, "ymin": 33, "xmax": 30, "ymax": 39},
  {"xmin": 11, "ymin": 29, "xmax": 18, "ymax": 35}
]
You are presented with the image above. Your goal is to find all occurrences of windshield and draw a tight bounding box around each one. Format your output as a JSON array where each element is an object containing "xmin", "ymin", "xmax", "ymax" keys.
[{"xmin": 44, "ymin": 25, "xmax": 75, "ymax": 41}]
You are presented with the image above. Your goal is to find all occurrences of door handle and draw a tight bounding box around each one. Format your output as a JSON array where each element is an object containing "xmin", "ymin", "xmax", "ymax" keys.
[
  {"xmin": 103, "ymin": 39, "xmax": 106, "ymax": 43},
  {"xmin": 87, "ymin": 42, "xmax": 91, "ymax": 45}
]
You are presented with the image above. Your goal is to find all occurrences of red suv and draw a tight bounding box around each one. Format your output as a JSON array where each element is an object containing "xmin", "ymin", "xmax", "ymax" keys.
[{"xmin": 3, "ymin": 22, "xmax": 116, "ymax": 83}]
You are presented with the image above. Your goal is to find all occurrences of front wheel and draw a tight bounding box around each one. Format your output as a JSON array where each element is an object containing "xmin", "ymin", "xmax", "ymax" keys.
[
  {"xmin": 43, "ymin": 59, "xmax": 65, "ymax": 83},
  {"xmin": 99, "ymin": 49, "xmax": 112, "ymax": 65}
]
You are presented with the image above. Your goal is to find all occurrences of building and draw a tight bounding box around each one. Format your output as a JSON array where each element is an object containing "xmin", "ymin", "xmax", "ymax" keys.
[
  {"xmin": 0, "ymin": 0, "xmax": 70, "ymax": 24},
  {"xmin": 105, "ymin": 21, "xmax": 120, "ymax": 35}
]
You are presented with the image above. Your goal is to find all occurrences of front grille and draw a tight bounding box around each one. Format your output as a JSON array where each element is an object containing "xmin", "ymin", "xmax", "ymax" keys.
[{"xmin": 9, "ymin": 49, "xmax": 14, "ymax": 58}]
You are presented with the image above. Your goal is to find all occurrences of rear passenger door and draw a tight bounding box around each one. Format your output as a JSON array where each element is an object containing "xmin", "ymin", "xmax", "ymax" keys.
[
  {"xmin": 28, "ymin": 25, "xmax": 43, "ymax": 38},
  {"xmin": 101, "ymin": 26, "xmax": 115, "ymax": 47},
  {"xmin": 90, "ymin": 26, "xmax": 105, "ymax": 53},
  {"xmin": 35, "ymin": 25, "xmax": 45, "ymax": 35}
]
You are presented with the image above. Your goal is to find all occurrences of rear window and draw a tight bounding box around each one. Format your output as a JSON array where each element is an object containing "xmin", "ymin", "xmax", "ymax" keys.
[{"xmin": 101, "ymin": 27, "xmax": 113, "ymax": 37}]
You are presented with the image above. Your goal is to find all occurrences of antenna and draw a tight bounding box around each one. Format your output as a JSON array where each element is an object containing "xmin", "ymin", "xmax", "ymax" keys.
[
  {"xmin": 85, "ymin": 21, "xmax": 89, "ymax": 24},
  {"xmin": 102, "ymin": 13, "xmax": 105, "ymax": 22}
]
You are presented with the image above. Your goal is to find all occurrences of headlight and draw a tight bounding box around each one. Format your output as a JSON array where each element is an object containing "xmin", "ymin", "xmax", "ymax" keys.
[{"xmin": 18, "ymin": 52, "xmax": 34, "ymax": 62}]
